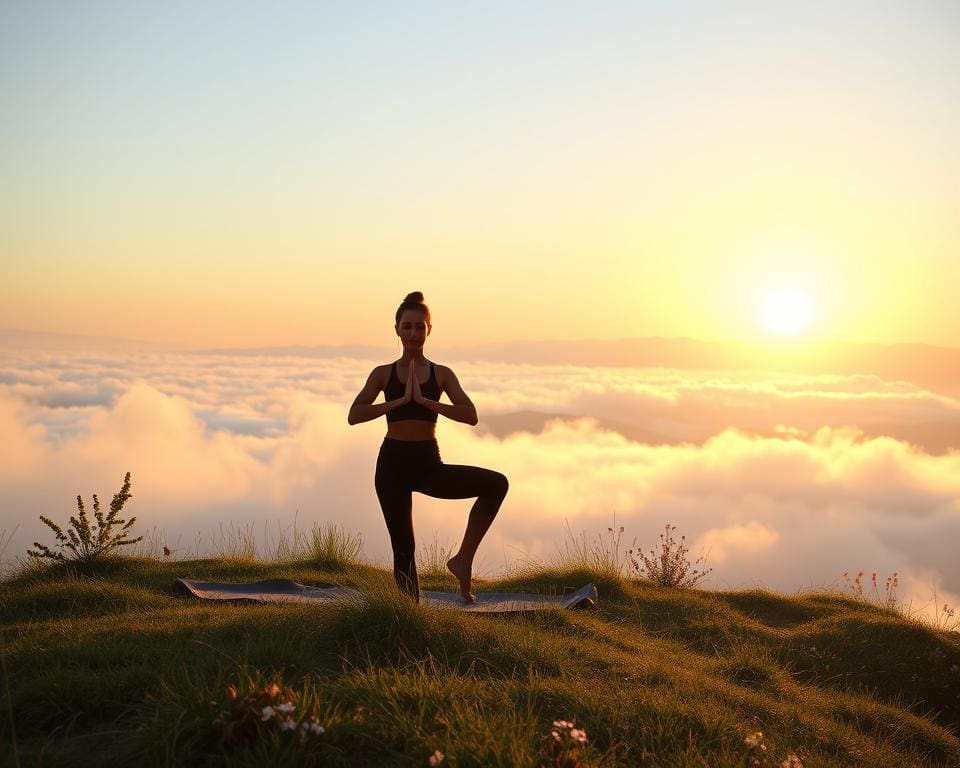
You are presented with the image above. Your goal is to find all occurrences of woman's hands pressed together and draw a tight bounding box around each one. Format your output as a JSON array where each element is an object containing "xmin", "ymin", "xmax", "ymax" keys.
[
  {"xmin": 409, "ymin": 363, "xmax": 425, "ymax": 404},
  {"xmin": 401, "ymin": 362, "xmax": 426, "ymax": 406}
]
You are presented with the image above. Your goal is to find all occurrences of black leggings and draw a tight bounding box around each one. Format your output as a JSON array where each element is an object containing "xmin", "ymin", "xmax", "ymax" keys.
[{"xmin": 375, "ymin": 438, "xmax": 508, "ymax": 601}]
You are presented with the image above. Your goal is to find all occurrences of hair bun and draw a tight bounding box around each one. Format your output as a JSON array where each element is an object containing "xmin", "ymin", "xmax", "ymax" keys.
[{"xmin": 403, "ymin": 291, "xmax": 425, "ymax": 304}]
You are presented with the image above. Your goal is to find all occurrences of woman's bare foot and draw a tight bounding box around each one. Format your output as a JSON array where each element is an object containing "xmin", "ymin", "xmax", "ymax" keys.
[{"xmin": 446, "ymin": 555, "xmax": 475, "ymax": 603}]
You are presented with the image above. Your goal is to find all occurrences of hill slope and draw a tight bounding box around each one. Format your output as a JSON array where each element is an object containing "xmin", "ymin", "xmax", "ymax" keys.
[{"xmin": 2, "ymin": 557, "xmax": 959, "ymax": 767}]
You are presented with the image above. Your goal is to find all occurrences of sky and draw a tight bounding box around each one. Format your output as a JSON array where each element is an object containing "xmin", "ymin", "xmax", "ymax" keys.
[
  {"xmin": 2, "ymin": 4, "xmax": 959, "ymax": 616},
  {"xmin": 2, "ymin": 1, "xmax": 959, "ymax": 348}
]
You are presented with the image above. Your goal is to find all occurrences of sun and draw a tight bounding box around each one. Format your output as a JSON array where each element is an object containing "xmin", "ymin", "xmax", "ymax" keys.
[{"xmin": 759, "ymin": 288, "xmax": 812, "ymax": 336}]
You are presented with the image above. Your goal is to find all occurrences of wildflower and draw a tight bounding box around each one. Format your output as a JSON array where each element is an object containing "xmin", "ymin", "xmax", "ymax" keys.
[
  {"xmin": 261, "ymin": 706, "xmax": 275, "ymax": 721},
  {"xmin": 276, "ymin": 701, "xmax": 296, "ymax": 715},
  {"xmin": 569, "ymin": 727, "xmax": 588, "ymax": 743},
  {"xmin": 280, "ymin": 717, "xmax": 296, "ymax": 731},
  {"xmin": 553, "ymin": 719, "xmax": 573, "ymax": 729},
  {"xmin": 744, "ymin": 732, "xmax": 763, "ymax": 748},
  {"xmin": 266, "ymin": 683, "xmax": 281, "ymax": 698},
  {"xmin": 951, "ymin": 665, "xmax": 958, "ymax": 673},
  {"xmin": 781, "ymin": 754, "xmax": 804, "ymax": 767},
  {"xmin": 311, "ymin": 722, "xmax": 325, "ymax": 735},
  {"xmin": 428, "ymin": 749, "xmax": 445, "ymax": 765},
  {"xmin": 551, "ymin": 730, "xmax": 561, "ymax": 741}
]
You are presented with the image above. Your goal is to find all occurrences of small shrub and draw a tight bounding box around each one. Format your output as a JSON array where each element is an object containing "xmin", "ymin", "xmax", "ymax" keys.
[
  {"xmin": 28, "ymin": 471, "xmax": 142, "ymax": 563},
  {"xmin": 628, "ymin": 523, "xmax": 711, "ymax": 588}
]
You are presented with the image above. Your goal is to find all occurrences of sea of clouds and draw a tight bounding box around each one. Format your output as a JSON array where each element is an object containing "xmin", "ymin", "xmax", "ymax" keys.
[{"xmin": 2, "ymin": 348, "xmax": 959, "ymax": 615}]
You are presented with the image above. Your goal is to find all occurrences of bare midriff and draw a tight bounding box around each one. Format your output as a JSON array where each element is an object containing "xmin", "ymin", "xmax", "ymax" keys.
[{"xmin": 386, "ymin": 419, "xmax": 437, "ymax": 441}]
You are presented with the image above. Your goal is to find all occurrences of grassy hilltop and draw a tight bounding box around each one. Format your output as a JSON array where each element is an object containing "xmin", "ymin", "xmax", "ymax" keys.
[{"xmin": 2, "ymin": 551, "xmax": 960, "ymax": 767}]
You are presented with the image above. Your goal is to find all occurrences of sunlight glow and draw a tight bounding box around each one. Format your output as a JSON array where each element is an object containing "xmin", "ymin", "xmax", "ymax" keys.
[{"xmin": 760, "ymin": 288, "xmax": 813, "ymax": 336}]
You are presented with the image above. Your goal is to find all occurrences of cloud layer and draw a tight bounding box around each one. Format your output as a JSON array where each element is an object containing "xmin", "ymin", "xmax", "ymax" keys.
[{"xmin": 2, "ymin": 349, "xmax": 959, "ymax": 615}]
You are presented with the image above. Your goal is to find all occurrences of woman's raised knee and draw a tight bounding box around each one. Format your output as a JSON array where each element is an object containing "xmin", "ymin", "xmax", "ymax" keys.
[{"xmin": 490, "ymin": 472, "xmax": 508, "ymax": 500}]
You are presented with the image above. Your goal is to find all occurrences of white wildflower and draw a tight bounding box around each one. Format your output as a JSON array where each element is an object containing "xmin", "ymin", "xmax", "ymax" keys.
[
  {"xmin": 744, "ymin": 731, "xmax": 763, "ymax": 748},
  {"xmin": 428, "ymin": 749, "xmax": 445, "ymax": 765},
  {"xmin": 280, "ymin": 717, "xmax": 296, "ymax": 731},
  {"xmin": 310, "ymin": 722, "xmax": 326, "ymax": 735},
  {"xmin": 260, "ymin": 705, "xmax": 275, "ymax": 721},
  {"xmin": 276, "ymin": 701, "xmax": 295, "ymax": 715}
]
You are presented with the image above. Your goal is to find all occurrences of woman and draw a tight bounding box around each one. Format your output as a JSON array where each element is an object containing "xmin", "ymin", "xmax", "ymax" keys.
[{"xmin": 348, "ymin": 292, "xmax": 508, "ymax": 603}]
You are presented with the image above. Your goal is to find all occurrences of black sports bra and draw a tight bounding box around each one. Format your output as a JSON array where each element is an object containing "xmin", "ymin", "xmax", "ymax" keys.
[{"xmin": 385, "ymin": 361, "xmax": 441, "ymax": 423}]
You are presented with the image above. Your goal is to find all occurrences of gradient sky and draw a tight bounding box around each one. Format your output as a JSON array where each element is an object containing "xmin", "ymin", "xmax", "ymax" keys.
[{"xmin": 3, "ymin": 1, "xmax": 958, "ymax": 348}]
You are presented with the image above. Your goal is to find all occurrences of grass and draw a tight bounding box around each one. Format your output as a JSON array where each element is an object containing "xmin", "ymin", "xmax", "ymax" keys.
[
  {"xmin": 417, "ymin": 533, "xmax": 458, "ymax": 582},
  {"xmin": 2, "ymin": 546, "xmax": 960, "ymax": 767}
]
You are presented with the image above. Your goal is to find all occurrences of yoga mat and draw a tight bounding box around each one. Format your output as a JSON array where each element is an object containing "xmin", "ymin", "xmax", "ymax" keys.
[{"xmin": 175, "ymin": 578, "xmax": 597, "ymax": 613}]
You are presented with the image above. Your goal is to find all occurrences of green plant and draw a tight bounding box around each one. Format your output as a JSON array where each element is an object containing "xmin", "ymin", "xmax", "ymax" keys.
[
  {"xmin": 418, "ymin": 532, "xmax": 457, "ymax": 579},
  {"xmin": 554, "ymin": 517, "xmax": 628, "ymax": 577},
  {"xmin": 1, "ymin": 640, "xmax": 19, "ymax": 768},
  {"xmin": 627, "ymin": 523, "xmax": 712, "ymax": 587},
  {"xmin": 743, "ymin": 730, "xmax": 768, "ymax": 766},
  {"xmin": 309, "ymin": 521, "xmax": 363, "ymax": 569},
  {"xmin": 539, "ymin": 718, "xmax": 589, "ymax": 767},
  {"xmin": 0, "ymin": 526, "xmax": 17, "ymax": 578},
  {"xmin": 28, "ymin": 471, "xmax": 142, "ymax": 563},
  {"xmin": 212, "ymin": 679, "xmax": 325, "ymax": 750},
  {"xmin": 841, "ymin": 570, "xmax": 901, "ymax": 611},
  {"xmin": 209, "ymin": 521, "xmax": 259, "ymax": 560}
]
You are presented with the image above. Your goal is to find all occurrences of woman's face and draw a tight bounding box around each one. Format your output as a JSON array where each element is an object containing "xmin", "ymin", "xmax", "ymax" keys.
[{"xmin": 396, "ymin": 309, "xmax": 431, "ymax": 350}]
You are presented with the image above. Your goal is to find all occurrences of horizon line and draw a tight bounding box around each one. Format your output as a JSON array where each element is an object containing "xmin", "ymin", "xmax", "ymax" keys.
[{"xmin": 2, "ymin": 327, "xmax": 958, "ymax": 355}]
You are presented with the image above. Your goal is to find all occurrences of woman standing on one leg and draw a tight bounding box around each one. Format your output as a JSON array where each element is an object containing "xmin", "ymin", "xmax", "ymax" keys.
[{"xmin": 348, "ymin": 292, "xmax": 508, "ymax": 603}]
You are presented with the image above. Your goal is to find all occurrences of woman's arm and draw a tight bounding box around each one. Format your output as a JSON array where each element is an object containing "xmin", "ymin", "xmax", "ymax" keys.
[
  {"xmin": 414, "ymin": 365, "xmax": 478, "ymax": 426},
  {"xmin": 347, "ymin": 366, "xmax": 410, "ymax": 425}
]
